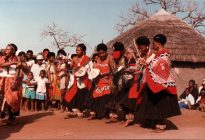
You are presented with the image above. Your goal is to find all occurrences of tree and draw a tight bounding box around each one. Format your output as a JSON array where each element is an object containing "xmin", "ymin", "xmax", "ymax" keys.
[
  {"xmin": 41, "ymin": 23, "xmax": 84, "ymax": 49},
  {"xmin": 116, "ymin": 0, "xmax": 205, "ymax": 35}
]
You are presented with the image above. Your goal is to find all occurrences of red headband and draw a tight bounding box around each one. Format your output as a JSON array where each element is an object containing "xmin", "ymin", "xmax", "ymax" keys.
[{"xmin": 113, "ymin": 51, "xmax": 121, "ymax": 59}]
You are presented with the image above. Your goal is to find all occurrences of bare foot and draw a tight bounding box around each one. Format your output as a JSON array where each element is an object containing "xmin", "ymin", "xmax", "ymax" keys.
[
  {"xmin": 88, "ymin": 115, "xmax": 96, "ymax": 120},
  {"xmin": 77, "ymin": 112, "xmax": 84, "ymax": 117},
  {"xmin": 124, "ymin": 119, "xmax": 134, "ymax": 127},
  {"xmin": 108, "ymin": 117, "xmax": 118, "ymax": 123},
  {"xmin": 154, "ymin": 124, "xmax": 167, "ymax": 133},
  {"xmin": 88, "ymin": 113, "xmax": 96, "ymax": 120}
]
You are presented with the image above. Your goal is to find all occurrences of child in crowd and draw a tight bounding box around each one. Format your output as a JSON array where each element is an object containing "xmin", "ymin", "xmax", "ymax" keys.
[
  {"xmin": 21, "ymin": 82, "xmax": 27, "ymax": 111},
  {"xmin": 24, "ymin": 72, "xmax": 36, "ymax": 111},
  {"xmin": 35, "ymin": 70, "xmax": 50, "ymax": 111}
]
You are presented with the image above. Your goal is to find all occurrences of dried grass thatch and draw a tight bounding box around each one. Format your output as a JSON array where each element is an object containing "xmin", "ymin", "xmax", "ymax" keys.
[{"xmin": 107, "ymin": 9, "xmax": 205, "ymax": 63}]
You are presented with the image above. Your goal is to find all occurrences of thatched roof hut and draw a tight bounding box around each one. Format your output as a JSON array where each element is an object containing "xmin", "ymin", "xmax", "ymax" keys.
[
  {"xmin": 107, "ymin": 9, "xmax": 205, "ymax": 63},
  {"xmin": 107, "ymin": 9, "xmax": 205, "ymax": 94}
]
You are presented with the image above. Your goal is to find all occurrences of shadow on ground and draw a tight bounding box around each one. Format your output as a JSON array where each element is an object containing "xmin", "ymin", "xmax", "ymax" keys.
[
  {"xmin": 165, "ymin": 119, "xmax": 178, "ymax": 130},
  {"xmin": 0, "ymin": 112, "xmax": 54, "ymax": 139}
]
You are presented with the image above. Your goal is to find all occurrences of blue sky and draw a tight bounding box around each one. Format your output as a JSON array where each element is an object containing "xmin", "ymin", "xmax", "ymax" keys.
[{"xmin": 0, "ymin": 0, "xmax": 136, "ymax": 55}]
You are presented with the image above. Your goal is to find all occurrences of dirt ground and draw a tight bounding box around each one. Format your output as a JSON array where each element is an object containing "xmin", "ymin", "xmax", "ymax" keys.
[{"xmin": 0, "ymin": 109, "xmax": 205, "ymax": 139}]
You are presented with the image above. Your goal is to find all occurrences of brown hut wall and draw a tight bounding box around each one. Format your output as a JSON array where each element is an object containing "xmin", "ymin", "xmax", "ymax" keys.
[{"xmin": 172, "ymin": 62, "xmax": 205, "ymax": 95}]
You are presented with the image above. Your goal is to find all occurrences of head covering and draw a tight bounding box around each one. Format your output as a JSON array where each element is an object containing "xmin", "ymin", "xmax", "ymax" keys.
[
  {"xmin": 36, "ymin": 54, "xmax": 43, "ymax": 60},
  {"xmin": 8, "ymin": 43, "xmax": 18, "ymax": 52}
]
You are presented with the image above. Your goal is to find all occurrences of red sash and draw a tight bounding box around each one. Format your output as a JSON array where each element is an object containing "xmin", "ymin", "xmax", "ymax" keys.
[
  {"xmin": 65, "ymin": 55, "xmax": 91, "ymax": 103},
  {"xmin": 65, "ymin": 78, "xmax": 77, "ymax": 103},
  {"xmin": 129, "ymin": 75, "xmax": 139, "ymax": 99},
  {"xmin": 128, "ymin": 63, "xmax": 145, "ymax": 104}
]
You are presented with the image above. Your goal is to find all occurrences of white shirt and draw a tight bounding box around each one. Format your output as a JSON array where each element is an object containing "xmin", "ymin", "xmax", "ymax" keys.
[
  {"xmin": 42, "ymin": 60, "xmax": 48, "ymax": 65},
  {"xmin": 36, "ymin": 77, "xmax": 49, "ymax": 93},
  {"xmin": 26, "ymin": 59, "xmax": 35, "ymax": 67},
  {"xmin": 85, "ymin": 61, "xmax": 93, "ymax": 70},
  {"xmin": 179, "ymin": 94, "xmax": 195, "ymax": 105},
  {"xmin": 199, "ymin": 86, "xmax": 203, "ymax": 93},
  {"xmin": 31, "ymin": 63, "xmax": 45, "ymax": 80},
  {"xmin": 185, "ymin": 94, "xmax": 195, "ymax": 105}
]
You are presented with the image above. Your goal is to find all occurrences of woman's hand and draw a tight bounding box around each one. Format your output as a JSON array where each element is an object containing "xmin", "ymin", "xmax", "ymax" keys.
[{"xmin": 138, "ymin": 58, "xmax": 146, "ymax": 66}]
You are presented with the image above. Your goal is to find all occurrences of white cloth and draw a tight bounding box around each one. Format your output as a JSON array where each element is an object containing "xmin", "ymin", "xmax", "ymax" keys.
[
  {"xmin": 42, "ymin": 60, "xmax": 48, "ymax": 65},
  {"xmin": 31, "ymin": 63, "xmax": 45, "ymax": 80},
  {"xmin": 185, "ymin": 94, "xmax": 195, "ymax": 105},
  {"xmin": 36, "ymin": 77, "xmax": 49, "ymax": 93},
  {"xmin": 0, "ymin": 65, "xmax": 16, "ymax": 77},
  {"xmin": 179, "ymin": 94, "xmax": 195, "ymax": 105},
  {"xmin": 85, "ymin": 61, "xmax": 93, "ymax": 70},
  {"xmin": 26, "ymin": 59, "xmax": 35, "ymax": 67},
  {"xmin": 199, "ymin": 86, "xmax": 203, "ymax": 93}
]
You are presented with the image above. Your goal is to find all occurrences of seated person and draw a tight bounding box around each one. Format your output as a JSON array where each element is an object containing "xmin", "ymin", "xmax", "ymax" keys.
[
  {"xmin": 196, "ymin": 82, "xmax": 205, "ymax": 111},
  {"xmin": 180, "ymin": 80, "xmax": 198, "ymax": 103},
  {"xmin": 179, "ymin": 88, "xmax": 195, "ymax": 109},
  {"xmin": 198, "ymin": 79, "xmax": 205, "ymax": 93}
]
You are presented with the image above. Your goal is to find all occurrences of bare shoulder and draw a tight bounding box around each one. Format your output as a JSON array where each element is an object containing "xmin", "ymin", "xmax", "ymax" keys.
[{"xmin": 72, "ymin": 57, "xmax": 78, "ymax": 63}]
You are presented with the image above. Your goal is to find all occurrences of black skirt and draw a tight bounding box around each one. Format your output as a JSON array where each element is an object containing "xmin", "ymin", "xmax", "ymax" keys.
[
  {"xmin": 135, "ymin": 84, "xmax": 181, "ymax": 120},
  {"xmin": 119, "ymin": 96, "xmax": 138, "ymax": 113},
  {"xmin": 89, "ymin": 94, "xmax": 112, "ymax": 119},
  {"xmin": 66, "ymin": 88, "xmax": 89, "ymax": 111},
  {"xmin": 108, "ymin": 79, "xmax": 136, "ymax": 112},
  {"xmin": 84, "ymin": 83, "xmax": 96, "ymax": 109},
  {"xmin": 1, "ymin": 103, "xmax": 20, "ymax": 119}
]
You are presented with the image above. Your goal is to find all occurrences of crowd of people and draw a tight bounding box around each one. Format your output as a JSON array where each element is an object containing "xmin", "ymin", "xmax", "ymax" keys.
[
  {"xmin": 0, "ymin": 34, "xmax": 182, "ymax": 132},
  {"xmin": 178, "ymin": 79, "xmax": 205, "ymax": 111}
]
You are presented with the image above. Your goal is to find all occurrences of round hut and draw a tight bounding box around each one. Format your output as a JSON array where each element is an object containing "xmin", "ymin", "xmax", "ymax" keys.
[{"xmin": 107, "ymin": 9, "xmax": 205, "ymax": 95}]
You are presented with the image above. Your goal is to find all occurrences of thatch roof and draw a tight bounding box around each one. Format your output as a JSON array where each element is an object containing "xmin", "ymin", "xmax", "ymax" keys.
[{"xmin": 107, "ymin": 9, "xmax": 205, "ymax": 63}]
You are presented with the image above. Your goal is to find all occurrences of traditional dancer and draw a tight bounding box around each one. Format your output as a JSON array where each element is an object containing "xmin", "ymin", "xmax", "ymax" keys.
[
  {"xmin": 64, "ymin": 44, "xmax": 91, "ymax": 117},
  {"xmin": 88, "ymin": 43, "xmax": 116, "ymax": 119},
  {"xmin": 0, "ymin": 44, "xmax": 29, "ymax": 125},
  {"xmin": 108, "ymin": 42, "xmax": 127, "ymax": 122},
  {"xmin": 115, "ymin": 36, "xmax": 152, "ymax": 126},
  {"xmin": 136, "ymin": 34, "xmax": 181, "ymax": 132}
]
